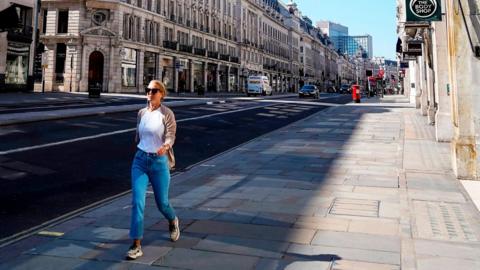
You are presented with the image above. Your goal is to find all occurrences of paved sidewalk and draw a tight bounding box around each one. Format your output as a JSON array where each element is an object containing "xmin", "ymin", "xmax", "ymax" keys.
[{"xmin": 1, "ymin": 96, "xmax": 479, "ymax": 270}]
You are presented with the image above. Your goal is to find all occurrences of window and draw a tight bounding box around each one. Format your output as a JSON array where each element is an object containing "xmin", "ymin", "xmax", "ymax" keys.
[
  {"xmin": 122, "ymin": 48, "xmax": 137, "ymax": 87},
  {"xmin": 55, "ymin": 43, "xmax": 66, "ymax": 82},
  {"xmin": 57, "ymin": 10, "xmax": 68, "ymax": 33},
  {"xmin": 156, "ymin": 0, "xmax": 161, "ymax": 14},
  {"xmin": 42, "ymin": 10, "xmax": 47, "ymax": 33}
]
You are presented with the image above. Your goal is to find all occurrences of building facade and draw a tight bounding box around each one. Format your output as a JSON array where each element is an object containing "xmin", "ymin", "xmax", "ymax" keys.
[
  {"xmin": 36, "ymin": 0, "xmax": 351, "ymax": 94},
  {"xmin": 396, "ymin": 0, "xmax": 480, "ymax": 180},
  {"xmin": 0, "ymin": 0, "xmax": 35, "ymax": 92}
]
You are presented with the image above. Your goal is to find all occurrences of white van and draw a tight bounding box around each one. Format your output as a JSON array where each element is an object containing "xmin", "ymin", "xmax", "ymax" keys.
[{"xmin": 247, "ymin": 76, "xmax": 273, "ymax": 96}]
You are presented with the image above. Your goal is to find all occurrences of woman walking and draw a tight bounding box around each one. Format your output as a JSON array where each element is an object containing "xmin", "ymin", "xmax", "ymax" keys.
[{"xmin": 126, "ymin": 80, "xmax": 180, "ymax": 260}]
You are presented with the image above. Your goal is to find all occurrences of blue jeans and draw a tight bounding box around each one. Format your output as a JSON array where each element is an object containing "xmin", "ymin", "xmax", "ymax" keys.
[{"xmin": 130, "ymin": 149, "xmax": 176, "ymax": 239}]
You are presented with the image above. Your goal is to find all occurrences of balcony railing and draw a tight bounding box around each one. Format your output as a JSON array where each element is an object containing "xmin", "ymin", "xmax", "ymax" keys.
[
  {"xmin": 178, "ymin": 17, "xmax": 183, "ymax": 24},
  {"xmin": 163, "ymin": 40, "xmax": 178, "ymax": 50},
  {"xmin": 193, "ymin": 22, "xmax": 198, "ymax": 28},
  {"xmin": 230, "ymin": 56, "xmax": 239, "ymax": 63},
  {"xmin": 207, "ymin": 51, "xmax": 218, "ymax": 59},
  {"xmin": 169, "ymin": 14, "xmax": 176, "ymax": 22},
  {"xmin": 186, "ymin": 20, "xmax": 191, "ymax": 27},
  {"xmin": 179, "ymin": 44, "xmax": 193, "ymax": 53},
  {"xmin": 219, "ymin": 54, "xmax": 230, "ymax": 61},
  {"xmin": 194, "ymin": 48, "xmax": 206, "ymax": 56}
]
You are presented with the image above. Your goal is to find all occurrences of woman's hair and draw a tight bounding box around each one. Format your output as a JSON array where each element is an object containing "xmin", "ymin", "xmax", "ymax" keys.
[{"xmin": 149, "ymin": 80, "xmax": 168, "ymax": 99}]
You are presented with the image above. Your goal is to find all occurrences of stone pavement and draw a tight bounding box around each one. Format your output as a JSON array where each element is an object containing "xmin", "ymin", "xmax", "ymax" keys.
[{"xmin": 1, "ymin": 96, "xmax": 479, "ymax": 270}]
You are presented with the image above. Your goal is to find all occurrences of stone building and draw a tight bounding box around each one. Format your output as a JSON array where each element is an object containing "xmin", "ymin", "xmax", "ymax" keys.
[{"xmin": 37, "ymin": 0, "xmax": 347, "ymax": 94}]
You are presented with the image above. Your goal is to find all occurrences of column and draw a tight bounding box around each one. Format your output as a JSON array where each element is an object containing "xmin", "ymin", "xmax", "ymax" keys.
[
  {"xmin": 432, "ymin": 18, "xmax": 453, "ymax": 142},
  {"xmin": 227, "ymin": 66, "xmax": 231, "ymax": 92},
  {"xmin": 203, "ymin": 62, "xmax": 208, "ymax": 93},
  {"xmin": 447, "ymin": 0, "xmax": 479, "ymax": 179},
  {"xmin": 215, "ymin": 66, "xmax": 220, "ymax": 92},
  {"xmin": 174, "ymin": 57, "xmax": 179, "ymax": 93},
  {"xmin": 138, "ymin": 50, "xmax": 145, "ymax": 94},
  {"xmin": 409, "ymin": 61, "xmax": 417, "ymax": 104},
  {"xmin": 419, "ymin": 48, "xmax": 428, "ymax": 116},
  {"xmin": 189, "ymin": 60, "xmax": 195, "ymax": 93},
  {"xmin": 44, "ymin": 43, "xmax": 56, "ymax": 91}
]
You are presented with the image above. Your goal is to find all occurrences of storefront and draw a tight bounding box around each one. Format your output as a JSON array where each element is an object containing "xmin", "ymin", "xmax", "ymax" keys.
[
  {"xmin": 206, "ymin": 63, "xmax": 217, "ymax": 92},
  {"xmin": 143, "ymin": 51, "xmax": 157, "ymax": 86},
  {"xmin": 177, "ymin": 58, "xmax": 190, "ymax": 93},
  {"xmin": 160, "ymin": 57, "xmax": 174, "ymax": 91},
  {"xmin": 218, "ymin": 65, "xmax": 228, "ymax": 91},
  {"xmin": 121, "ymin": 47, "xmax": 137, "ymax": 88},
  {"xmin": 193, "ymin": 61, "xmax": 204, "ymax": 94},
  {"xmin": 4, "ymin": 41, "xmax": 30, "ymax": 90},
  {"xmin": 229, "ymin": 67, "xmax": 239, "ymax": 92}
]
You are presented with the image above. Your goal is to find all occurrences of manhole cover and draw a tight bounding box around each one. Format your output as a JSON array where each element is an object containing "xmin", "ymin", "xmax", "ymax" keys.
[
  {"xmin": 413, "ymin": 200, "xmax": 478, "ymax": 242},
  {"xmin": 328, "ymin": 198, "xmax": 380, "ymax": 217}
]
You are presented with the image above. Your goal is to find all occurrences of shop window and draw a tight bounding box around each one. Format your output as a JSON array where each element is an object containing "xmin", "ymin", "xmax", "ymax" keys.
[
  {"xmin": 55, "ymin": 43, "xmax": 66, "ymax": 82},
  {"xmin": 122, "ymin": 48, "xmax": 137, "ymax": 87},
  {"xmin": 57, "ymin": 10, "xmax": 68, "ymax": 34},
  {"xmin": 5, "ymin": 42, "xmax": 30, "ymax": 85}
]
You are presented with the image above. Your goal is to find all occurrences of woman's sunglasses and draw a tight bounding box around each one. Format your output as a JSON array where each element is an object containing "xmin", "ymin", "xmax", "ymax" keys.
[{"xmin": 145, "ymin": 88, "xmax": 160, "ymax": 95}]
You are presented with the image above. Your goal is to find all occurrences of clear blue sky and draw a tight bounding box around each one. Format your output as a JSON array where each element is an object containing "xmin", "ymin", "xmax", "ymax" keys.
[{"xmin": 291, "ymin": 0, "xmax": 397, "ymax": 60}]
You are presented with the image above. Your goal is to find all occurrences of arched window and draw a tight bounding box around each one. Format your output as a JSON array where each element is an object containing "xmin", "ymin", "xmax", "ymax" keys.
[
  {"xmin": 150, "ymin": 21, "xmax": 155, "ymax": 44},
  {"xmin": 123, "ymin": 14, "xmax": 129, "ymax": 39}
]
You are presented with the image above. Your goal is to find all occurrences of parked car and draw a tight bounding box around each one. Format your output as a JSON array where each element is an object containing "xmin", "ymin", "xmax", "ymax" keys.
[
  {"xmin": 299, "ymin": 85, "xmax": 320, "ymax": 99},
  {"xmin": 247, "ymin": 76, "xmax": 273, "ymax": 96}
]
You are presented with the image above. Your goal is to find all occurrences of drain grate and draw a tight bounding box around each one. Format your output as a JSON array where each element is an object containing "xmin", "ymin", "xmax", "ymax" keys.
[
  {"xmin": 413, "ymin": 200, "xmax": 478, "ymax": 242},
  {"xmin": 328, "ymin": 198, "xmax": 380, "ymax": 218}
]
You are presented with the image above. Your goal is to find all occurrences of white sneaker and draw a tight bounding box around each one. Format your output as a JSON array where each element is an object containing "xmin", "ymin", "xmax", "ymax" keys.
[
  {"xmin": 169, "ymin": 217, "xmax": 180, "ymax": 242},
  {"xmin": 126, "ymin": 244, "xmax": 143, "ymax": 260}
]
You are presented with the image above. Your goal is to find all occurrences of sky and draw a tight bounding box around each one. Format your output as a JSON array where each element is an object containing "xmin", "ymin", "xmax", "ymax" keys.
[{"xmin": 291, "ymin": 0, "xmax": 397, "ymax": 60}]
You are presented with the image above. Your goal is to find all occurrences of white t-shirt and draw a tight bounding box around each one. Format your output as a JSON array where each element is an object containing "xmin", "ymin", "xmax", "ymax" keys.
[{"xmin": 137, "ymin": 109, "xmax": 165, "ymax": 153}]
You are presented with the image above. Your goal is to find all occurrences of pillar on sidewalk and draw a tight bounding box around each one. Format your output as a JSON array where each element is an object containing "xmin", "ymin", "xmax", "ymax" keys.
[
  {"xmin": 446, "ymin": 0, "xmax": 480, "ymax": 179},
  {"xmin": 418, "ymin": 54, "xmax": 428, "ymax": 116},
  {"xmin": 432, "ymin": 19, "xmax": 453, "ymax": 142},
  {"xmin": 414, "ymin": 60, "xmax": 421, "ymax": 109}
]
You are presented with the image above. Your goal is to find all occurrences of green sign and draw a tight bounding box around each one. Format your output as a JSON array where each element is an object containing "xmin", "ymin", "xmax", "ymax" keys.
[{"xmin": 406, "ymin": 0, "xmax": 442, "ymax": 21}]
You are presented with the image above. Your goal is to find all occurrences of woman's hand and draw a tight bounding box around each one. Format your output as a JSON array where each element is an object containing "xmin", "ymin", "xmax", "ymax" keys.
[{"xmin": 156, "ymin": 144, "xmax": 170, "ymax": 156}]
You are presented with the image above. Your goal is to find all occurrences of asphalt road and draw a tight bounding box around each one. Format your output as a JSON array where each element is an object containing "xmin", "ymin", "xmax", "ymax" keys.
[{"xmin": 0, "ymin": 94, "xmax": 350, "ymax": 240}]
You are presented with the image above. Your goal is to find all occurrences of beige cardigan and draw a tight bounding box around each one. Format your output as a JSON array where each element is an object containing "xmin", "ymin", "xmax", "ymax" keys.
[{"xmin": 135, "ymin": 104, "xmax": 177, "ymax": 169}]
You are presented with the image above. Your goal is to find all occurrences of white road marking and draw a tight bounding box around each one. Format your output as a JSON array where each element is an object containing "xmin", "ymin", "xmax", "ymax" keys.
[{"xmin": 0, "ymin": 103, "xmax": 279, "ymax": 155}]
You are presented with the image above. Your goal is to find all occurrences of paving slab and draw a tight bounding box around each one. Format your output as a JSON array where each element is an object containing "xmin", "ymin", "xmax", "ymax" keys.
[
  {"xmin": 185, "ymin": 220, "xmax": 316, "ymax": 244},
  {"xmin": 153, "ymin": 248, "xmax": 259, "ymax": 270}
]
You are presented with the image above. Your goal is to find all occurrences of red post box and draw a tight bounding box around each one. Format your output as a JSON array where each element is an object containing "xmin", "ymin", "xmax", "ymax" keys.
[{"xmin": 351, "ymin": 84, "xmax": 361, "ymax": 103}]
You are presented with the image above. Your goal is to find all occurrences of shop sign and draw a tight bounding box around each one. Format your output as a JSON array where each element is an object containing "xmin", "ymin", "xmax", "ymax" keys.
[{"xmin": 406, "ymin": 0, "xmax": 442, "ymax": 22}]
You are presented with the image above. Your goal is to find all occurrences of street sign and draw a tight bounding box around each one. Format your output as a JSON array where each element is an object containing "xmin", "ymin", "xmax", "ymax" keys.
[{"xmin": 406, "ymin": 0, "xmax": 442, "ymax": 22}]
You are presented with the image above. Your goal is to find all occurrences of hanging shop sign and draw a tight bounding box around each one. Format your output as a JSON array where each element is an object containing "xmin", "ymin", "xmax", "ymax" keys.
[{"xmin": 406, "ymin": 0, "xmax": 442, "ymax": 22}]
